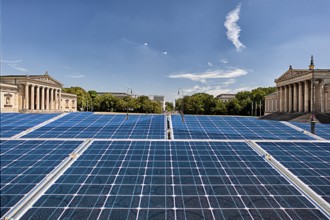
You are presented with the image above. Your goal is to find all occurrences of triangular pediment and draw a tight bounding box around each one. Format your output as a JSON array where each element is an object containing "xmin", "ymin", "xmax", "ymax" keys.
[
  {"xmin": 30, "ymin": 74, "xmax": 63, "ymax": 87},
  {"xmin": 276, "ymin": 69, "xmax": 310, "ymax": 83}
]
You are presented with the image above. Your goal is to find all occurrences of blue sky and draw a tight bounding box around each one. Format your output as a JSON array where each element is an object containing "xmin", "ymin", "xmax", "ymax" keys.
[{"xmin": 1, "ymin": 0, "xmax": 330, "ymax": 102}]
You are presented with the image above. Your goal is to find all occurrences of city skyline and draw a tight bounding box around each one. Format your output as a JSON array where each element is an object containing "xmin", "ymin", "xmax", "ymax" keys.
[{"xmin": 1, "ymin": 0, "xmax": 330, "ymax": 102}]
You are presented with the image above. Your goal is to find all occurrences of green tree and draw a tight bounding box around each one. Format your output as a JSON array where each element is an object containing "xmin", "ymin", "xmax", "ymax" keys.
[
  {"xmin": 63, "ymin": 87, "xmax": 90, "ymax": 111},
  {"xmin": 165, "ymin": 102, "xmax": 174, "ymax": 111}
]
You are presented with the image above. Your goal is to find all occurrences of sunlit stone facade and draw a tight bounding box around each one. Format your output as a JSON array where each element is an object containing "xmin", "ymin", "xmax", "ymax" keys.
[
  {"xmin": 265, "ymin": 57, "xmax": 330, "ymax": 114},
  {"xmin": 0, "ymin": 72, "xmax": 77, "ymax": 113}
]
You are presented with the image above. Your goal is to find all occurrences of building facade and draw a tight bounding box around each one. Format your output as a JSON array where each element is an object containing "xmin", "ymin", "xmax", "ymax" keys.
[
  {"xmin": 0, "ymin": 72, "xmax": 77, "ymax": 113},
  {"xmin": 265, "ymin": 57, "xmax": 330, "ymax": 114},
  {"xmin": 216, "ymin": 94, "xmax": 236, "ymax": 103}
]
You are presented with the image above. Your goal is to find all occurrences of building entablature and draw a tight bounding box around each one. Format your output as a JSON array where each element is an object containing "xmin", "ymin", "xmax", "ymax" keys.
[{"xmin": 275, "ymin": 69, "xmax": 330, "ymax": 87}]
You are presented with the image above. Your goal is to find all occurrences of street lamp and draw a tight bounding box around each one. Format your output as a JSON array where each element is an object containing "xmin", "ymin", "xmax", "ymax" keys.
[
  {"xmin": 310, "ymin": 56, "xmax": 316, "ymax": 134},
  {"xmin": 178, "ymin": 89, "xmax": 184, "ymax": 122},
  {"xmin": 126, "ymin": 88, "xmax": 133, "ymax": 120}
]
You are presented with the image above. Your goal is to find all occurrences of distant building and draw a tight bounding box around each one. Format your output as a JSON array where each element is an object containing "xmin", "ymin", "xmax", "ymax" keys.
[
  {"xmin": 265, "ymin": 56, "xmax": 330, "ymax": 114},
  {"xmin": 97, "ymin": 92, "xmax": 130, "ymax": 99},
  {"xmin": 216, "ymin": 94, "xmax": 236, "ymax": 102},
  {"xmin": 0, "ymin": 72, "xmax": 77, "ymax": 113},
  {"xmin": 149, "ymin": 95, "xmax": 165, "ymax": 111}
]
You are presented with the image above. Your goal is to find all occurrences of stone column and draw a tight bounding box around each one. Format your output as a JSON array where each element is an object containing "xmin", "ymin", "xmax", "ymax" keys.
[
  {"xmin": 41, "ymin": 87, "xmax": 44, "ymax": 110},
  {"xmin": 46, "ymin": 88, "xmax": 49, "ymax": 110},
  {"xmin": 59, "ymin": 90, "xmax": 62, "ymax": 110},
  {"xmin": 310, "ymin": 80, "xmax": 314, "ymax": 114},
  {"xmin": 280, "ymin": 86, "xmax": 284, "ymax": 112},
  {"xmin": 304, "ymin": 80, "xmax": 310, "ymax": 112},
  {"xmin": 283, "ymin": 86, "xmax": 287, "ymax": 112},
  {"xmin": 54, "ymin": 89, "xmax": 57, "ymax": 110},
  {"xmin": 288, "ymin": 85, "xmax": 292, "ymax": 112},
  {"xmin": 25, "ymin": 84, "xmax": 29, "ymax": 110},
  {"xmin": 298, "ymin": 82, "xmax": 303, "ymax": 112},
  {"xmin": 325, "ymin": 85, "xmax": 329, "ymax": 113},
  {"xmin": 293, "ymin": 83, "xmax": 298, "ymax": 112},
  {"xmin": 277, "ymin": 87, "xmax": 281, "ymax": 112},
  {"xmin": 36, "ymin": 86, "xmax": 40, "ymax": 110},
  {"xmin": 320, "ymin": 81, "xmax": 325, "ymax": 113},
  {"xmin": 50, "ymin": 88, "xmax": 54, "ymax": 110},
  {"xmin": 30, "ymin": 85, "xmax": 35, "ymax": 111}
]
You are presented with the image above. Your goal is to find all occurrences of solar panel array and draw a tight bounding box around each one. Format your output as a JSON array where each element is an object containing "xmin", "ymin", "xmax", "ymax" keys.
[
  {"xmin": 0, "ymin": 113, "xmax": 58, "ymax": 138},
  {"xmin": 20, "ymin": 141, "xmax": 327, "ymax": 220},
  {"xmin": 1, "ymin": 112, "xmax": 330, "ymax": 219},
  {"xmin": 23, "ymin": 113, "xmax": 165, "ymax": 139},
  {"xmin": 171, "ymin": 115, "xmax": 314, "ymax": 140},
  {"xmin": 291, "ymin": 122, "xmax": 330, "ymax": 140},
  {"xmin": 257, "ymin": 142, "xmax": 330, "ymax": 204},
  {"xmin": 0, "ymin": 139, "xmax": 83, "ymax": 218}
]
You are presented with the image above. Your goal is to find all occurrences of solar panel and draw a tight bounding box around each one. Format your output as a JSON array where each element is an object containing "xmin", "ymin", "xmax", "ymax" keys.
[
  {"xmin": 20, "ymin": 141, "xmax": 328, "ymax": 219},
  {"xmin": 0, "ymin": 113, "xmax": 59, "ymax": 138},
  {"xmin": 257, "ymin": 141, "xmax": 330, "ymax": 204},
  {"xmin": 171, "ymin": 115, "xmax": 314, "ymax": 140},
  {"xmin": 0, "ymin": 139, "xmax": 83, "ymax": 218},
  {"xmin": 291, "ymin": 122, "xmax": 330, "ymax": 140},
  {"xmin": 23, "ymin": 113, "xmax": 165, "ymax": 139}
]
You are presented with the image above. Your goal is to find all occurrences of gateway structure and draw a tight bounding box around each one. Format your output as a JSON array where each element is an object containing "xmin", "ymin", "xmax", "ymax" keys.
[
  {"xmin": 0, "ymin": 72, "xmax": 77, "ymax": 113},
  {"xmin": 265, "ymin": 57, "xmax": 330, "ymax": 114}
]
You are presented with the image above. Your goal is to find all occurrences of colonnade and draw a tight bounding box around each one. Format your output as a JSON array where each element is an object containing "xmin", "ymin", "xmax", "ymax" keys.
[
  {"xmin": 274, "ymin": 79, "xmax": 327, "ymax": 113},
  {"xmin": 24, "ymin": 84, "xmax": 61, "ymax": 111}
]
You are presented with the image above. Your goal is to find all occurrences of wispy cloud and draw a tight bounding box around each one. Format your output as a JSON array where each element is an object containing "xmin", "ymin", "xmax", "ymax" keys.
[
  {"xmin": 1, "ymin": 59, "xmax": 29, "ymax": 72},
  {"xmin": 182, "ymin": 85, "xmax": 231, "ymax": 96},
  {"xmin": 65, "ymin": 74, "xmax": 85, "ymax": 79},
  {"xmin": 207, "ymin": 61, "xmax": 214, "ymax": 67},
  {"xmin": 224, "ymin": 3, "xmax": 246, "ymax": 51},
  {"xmin": 162, "ymin": 51, "xmax": 168, "ymax": 55},
  {"xmin": 63, "ymin": 66, "xmax": 72, "ymax": 70},
  {"xmin": 1, "ymin": 59, "xmax": 22, "ymax": 64},
  {"xmin": 168, "ymin": 68, "xmax": 248, "ymax": 83},
  {"xmin": 220, "ymin": 58, "xmax": 228, "ymax": 64},
  {"xmin": 8, "ymin": 64, "xmax": 29, "ymax": 72}
]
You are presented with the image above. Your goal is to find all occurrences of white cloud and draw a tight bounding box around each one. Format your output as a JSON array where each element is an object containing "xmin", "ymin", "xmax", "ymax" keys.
[
  {"xmin": 182, "ymin": 85, "xmax": 231, "ymax": 96},
  {"xmin": 168, "ymin": 68, "xmax": 248, "ymax": 83},
  {"xmin": 65, "ymin": 74, "xmax": 85, "ymax": 79},
  {"xmin": 8, "ymin": 64, "xmax": 28, "ymax": 72},
  {"xmin": 162, "ymin": 51, "xmax": 168, "ymax": 55},
  {"xmin": 224, "ymin": 3, "xmax": 246, "ymax": 51},
  {"xmin": 1, "ymin": 59, "xmax": 22, "ymax": 64},
  {"xmin": 63, "ymin": 66, "xmax": 72, "ymax": 70},
  {"xmin": 1, "ymin": 59, "xmax": 28, "ymax": 72},
  {"xmin": 207, "ymin": 61, "xmax": 214, "ymax": 67},
  {"xmin": 220, "ymin": 58, "xmax": 228, "ymax": 64},
  {"xmin": 144, "ymin": 42, "xmax": 148, "ymax": 46}
]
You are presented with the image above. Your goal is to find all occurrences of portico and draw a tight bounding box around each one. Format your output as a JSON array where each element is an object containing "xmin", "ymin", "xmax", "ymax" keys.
[
  {"xmin": 265, "ymin": 57, "xmax": 330, "ymax": 114},
  {"xmin": 0, "ymin": 72, "xmax": 77, "ymax": 113}
]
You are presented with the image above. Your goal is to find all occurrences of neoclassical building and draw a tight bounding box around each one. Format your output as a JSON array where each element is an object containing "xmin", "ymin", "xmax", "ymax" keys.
[
  {"xmin": 0, "ymin": 72, "xmax": 77, "ymax": 113},
  {"xmin": 265, "ymin": 57, "xmax": 330, "ymax": 114}
]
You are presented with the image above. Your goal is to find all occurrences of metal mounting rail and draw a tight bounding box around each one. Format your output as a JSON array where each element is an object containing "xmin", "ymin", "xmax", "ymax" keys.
[
  {"xmin": 281, "ymin": 121, "xmax": 325, "ymax": 141},
  {"xmin": 3, "ymin": 139, "xmax": 94, "ymax": 220},
  {"xmin": 11, "ymin": 113, "xmax": 69, "ymax": 139},
  {"xmin": 167, "ymin": 115, "xmax": 174, "ymax": 140},
  {"xmin": 246, "ymin": 140, "xmax": 330, "ymax": 218}
]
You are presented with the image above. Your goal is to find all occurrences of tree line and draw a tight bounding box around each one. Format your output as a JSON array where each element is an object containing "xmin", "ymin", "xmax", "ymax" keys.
[
  {"xmin": 174, "ymin": 87, "xmax": 276, "ymax": 116},
  {"xmin": 63, "ymin": 86, "xmax": 275, "ymax": 115},
  {"xmin": 63, "ymin": 87, "xmax": 163, "ymax": 113}
]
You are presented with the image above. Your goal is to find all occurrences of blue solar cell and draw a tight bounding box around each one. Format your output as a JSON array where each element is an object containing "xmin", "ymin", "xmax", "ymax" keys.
[
  {"xmin": 257, "ymin": 141, "xmax": 330, "ymax": 203},
  {"xmin": 0, "ymin": 140, "xmax": 83, "ymax": 218},
  {"xmin": 0, "ymin": 113, "xmax": 59, "ymax": 137},
  {"xmin": 291, "ymin": 121, "xmax": 330, "ymax": 140},
  {"xmin": 171, "ymin": 115, "xmax": 315, "ymax": 140},
  {"xmin": 23, "ymin": 113, "xmax": 165, "ymax": 139},
  {"xmin": 20, "ymin": 141, "xmax": 328, "ymax": 220}
]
